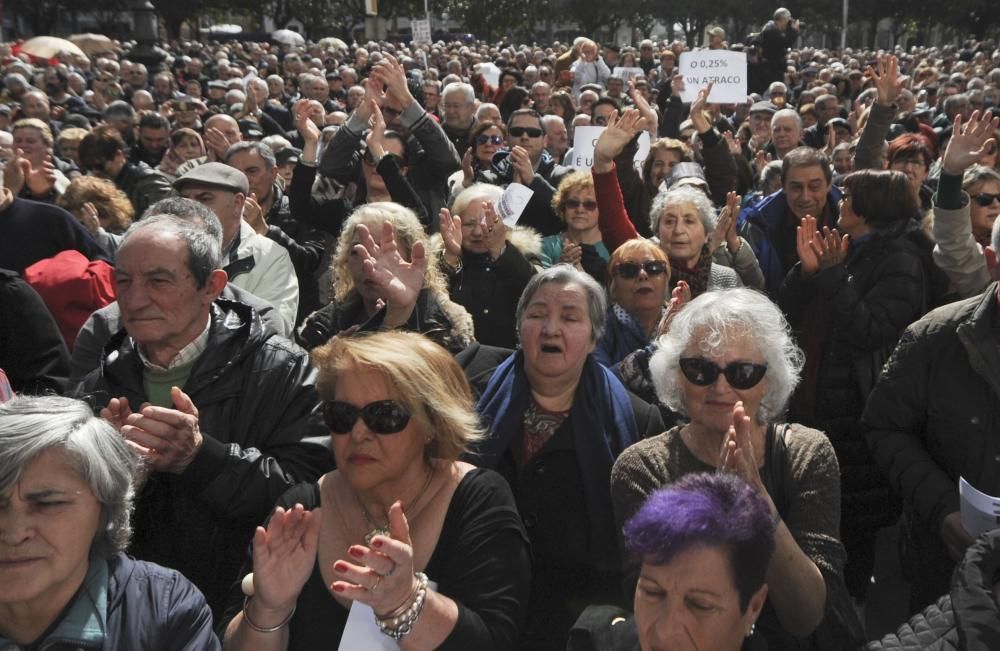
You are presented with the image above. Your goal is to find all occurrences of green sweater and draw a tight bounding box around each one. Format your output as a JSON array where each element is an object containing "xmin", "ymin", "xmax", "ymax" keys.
[{"xmin": 142, "ymin": 358, "xmax": 198, "ymax": 408}]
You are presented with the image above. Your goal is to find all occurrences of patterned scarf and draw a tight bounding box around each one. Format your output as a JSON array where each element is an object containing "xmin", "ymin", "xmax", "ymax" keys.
[{"xmin": 670, "ymin": 244, "xmax": 714, "ymax": 298}]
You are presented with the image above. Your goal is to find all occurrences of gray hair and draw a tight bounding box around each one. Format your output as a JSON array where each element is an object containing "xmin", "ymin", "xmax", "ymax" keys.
[
  {"xmin": 103, "ymin": 100, "xmax": 135, "ymax": 122},
  {"xmin": 475, "ymin": 103, "xmax": 500, "ymax": 121},
  {"xmin": 443, "ymin": 82, "xmax": 475, "ymax": 104},
  {"xmin": 452, "ymin": 183, "xmax": 503, "ymax": 216},
  {"xmin": 541, "ymin": 114, "xmax": 565, "ymax": 130},
  {"xmin": 224, "ymin": 140, "xmax": 277, "ymax": 170},
  {"xmin": 0, "ymin": 395, "xmax": 137, "ymax": 557},
  {"xmin": 962, "ymin": 164, "xmax": 1000, "ymax": 192},
  {"xmin": 141, "ymin": 197, "xmax": 224, "ymax": 251},
  {"xmin": 515, "ymin": 264, "xmax": 607, "ymax": 343},
  {"xmin": 119, "ymin": 213, "xmax": 222, "ymax": 288},
  {"xmin": 771, "ymin": 108, "xmax": 802, "ymax": 130},
  {"xmin": 649, "ymin": 185, "xmax": 716, "ymax": 237},
  {"xmin": 649, "ymin": 288, "xmax": 804, "ymax": 423},
  {"xmin": 943, "ymin": 93, "xmax": 969, "ymax": 116}
]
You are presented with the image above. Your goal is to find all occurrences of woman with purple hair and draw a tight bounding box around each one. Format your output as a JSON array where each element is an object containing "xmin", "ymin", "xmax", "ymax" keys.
[{"xmin": 610, "ymin": 288, "xmax": 861, "ymax": 649}]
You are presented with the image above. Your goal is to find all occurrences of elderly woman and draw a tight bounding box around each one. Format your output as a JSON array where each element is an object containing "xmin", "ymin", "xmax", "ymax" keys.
[
  {"xmin": 611, "ymin": 288, "xmax": 858, "ymax": 649},
  {"xmin": 56, "ymin": 176, "xmax": 135, "ymax": 257},
  {"xmin": 568, "ymin": 472, "xmax": 775, "ymax": 651},
  {"xmin": 475, "ymin": 265, "xmax": 663, "ymax": 650},
  {"xmin": 0, "ymin": 395, "xmax": 219, "ymax": 649},
  {"xmin": 541, "ymin": 171, "xmax": 610, "ymax": 281},
  {"xmin": 157, "ymin": 128, "xmax": 207, "ymax": 181},
  {"xmin": 594, "ymin": 239, "xmax": 672, "ymax": 370},
  {"xmin": 450, "ymin": 120, "xmax": 506, "ymax": 196},
  {"xmin": 11, "ymin": 118, "xmax": 71, "ymax": 201},
  {"xmin": 223, "ymin": 331, "xmax": 531, "ymax": 649},
  {"xmin": 439, "ymin": 184, "xmax": 540, "ymax": 348},
  {"xmin": 297, "ymin": 202, "xmax": 474, "ymax": 353}
]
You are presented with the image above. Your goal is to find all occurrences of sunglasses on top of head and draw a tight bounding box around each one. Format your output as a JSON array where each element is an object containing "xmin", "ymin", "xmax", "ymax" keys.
[
  {"xmin": 614, "ymin": 261, "xmax": 668, "ymax": 279},
  {"xmin": 323, "ymin": 400, "xmax": 411, "ymax": 434},
  {"xmin": 678, "ymin": 358, "xmax": 768, "ymax": 390}
]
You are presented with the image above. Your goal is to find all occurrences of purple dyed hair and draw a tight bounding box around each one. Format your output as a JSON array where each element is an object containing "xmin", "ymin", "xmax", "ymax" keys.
[{"xmin": 624, "ymin": 472, "xmax": 776, "ymax": 612}]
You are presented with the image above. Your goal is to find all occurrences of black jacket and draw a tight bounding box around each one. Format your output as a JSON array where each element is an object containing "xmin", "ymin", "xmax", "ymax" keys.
[
  {"xmin": 78, "ymin": 299, "xmax": 334, "ymax": 619},
  {"xmin": 263, "ymin": 182, "xmax": 325, "ymax": 323},
  {"xmin": 475, "ymin": 149, "xmax": 569, "ymax": 236},
  {"xmin": 863, "ymin": 284, "xmax": 1000, "ymax": 609},
  {"xmin": 114, "ymin": 161, "xmax": 174, "ymax": 216},
  {"xmin": 0, "ymin": 268, "xmax": 70, "ymax": 394}
]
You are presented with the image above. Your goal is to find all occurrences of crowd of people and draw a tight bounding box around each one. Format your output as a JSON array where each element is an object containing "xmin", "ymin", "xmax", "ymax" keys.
[{"xmin": 2, "ymin": 6, "xmax": 1000, "ymax": 649}]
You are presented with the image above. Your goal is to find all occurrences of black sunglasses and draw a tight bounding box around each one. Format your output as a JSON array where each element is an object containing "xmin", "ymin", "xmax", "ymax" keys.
[
  {"xmin": 509, "ymin": 126, "xmax": 543, "ymax": 138},
  {"xmin": 476, "ymin": 134, "xmax": 504, "ymax": 146},
  {"xmin": 615, "ymin": 260, "xmax": 667, "ymax": 279},
  {"xmin": 564, "ymin": 198, "xmax": 598, "ymax": 211},
  {"xmin": 678, "ymin": 358, "xmax": 768, "ymax": 390},
  {"xmin": 322, "ymin": 400, "xmax": 411, "ymax": 434},
  {"xmin": 972, "ymin": 192, "xmax": 1000, "ymax": 207}
]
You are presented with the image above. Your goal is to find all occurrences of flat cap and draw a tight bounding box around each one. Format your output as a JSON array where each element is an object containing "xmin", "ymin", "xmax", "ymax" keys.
[
  {"xmin": 174, "ymin": 162, "xmax": 249, "ymax": 195},
  {"xmin": 749, "ymin": 100, "xmax": 778, "ymax": 115}
]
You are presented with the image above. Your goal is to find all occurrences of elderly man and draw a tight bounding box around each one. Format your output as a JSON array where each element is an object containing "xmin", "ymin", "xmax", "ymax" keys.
[
  {"xmin": 440, "ymin": 81, "xmax": 477, "ymax": 153},
  {"xmin": 78, "ymin": 211, "xmax": 331, "ymax": 619},
  {"xmin": 769, "ymin": 108, "xmax": 804, "ymax": 159},
  {"xmin": 174, "ymin": 163, "xmax": 298, "ymax": 333},
  {"xmin": 738, "ymin": 146, "xmax": 841, "ymax": 295},
  {"xmin": 863, "ymin": 217, "xmax": 1000, "ymax": 615},
  {"xmin": 530, "ymin": 81, "xmax": 551, "ymax": 113},
  {"xmin": 802, "ymin": 93, "xmax": 841, "ymax": 148},
  {"xmin": 541, "ymin": 114, "xmax": 568, "ymax": 164},
  {"xmin": 320, "ymin": 54, "xmax": 461, "ymax": 220}
]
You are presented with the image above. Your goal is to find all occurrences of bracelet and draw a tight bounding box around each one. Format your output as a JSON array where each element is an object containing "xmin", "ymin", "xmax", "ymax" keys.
[
  {"xmin": 242, "ymin": 595, "xmax": 296, "ymax": 633},
  {"xmin": 375, "ymin": 572, "xmax": 429, "ymax": 640},
  {"xmin": 376, "ymin": 577, "xmax": 422, "ymax": 620}
]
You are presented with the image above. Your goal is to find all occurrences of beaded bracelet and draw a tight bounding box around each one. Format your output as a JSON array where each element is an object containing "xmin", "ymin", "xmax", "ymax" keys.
[
  {"xmin": 242, "ymin": 596, "xmax": 296, "ymax": 633},
  {"xmin": 375, "ymin": 572, "xmax": 429, "ymax": 640}
]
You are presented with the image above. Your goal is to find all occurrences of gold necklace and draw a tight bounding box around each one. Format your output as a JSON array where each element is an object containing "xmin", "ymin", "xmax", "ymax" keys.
[{"xmin": 356, "ymin": 465, "xmax": 435, "ymax": 546}]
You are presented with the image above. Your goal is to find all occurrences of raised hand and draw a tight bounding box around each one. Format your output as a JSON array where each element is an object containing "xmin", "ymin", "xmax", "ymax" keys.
[
  {"xmin": 121, "ymin": 387, "xmax": 204, "ymax": 473},
  {"xmin": 688, "ymin": 82, "xmax": 714, "ymax": 133},
  {"xmin": 23, "ymin": 154, "xmax": 57, "ymax": 198},
  {"xmin": 481, "ymin": 201, "xmax": 507, "ymax": 259},
  {"xmin": 753, "ymin": 149, "xmax": 773, "ymax": 176},
  {"xmin": 868, "ymin": 54, "xmax": 902, "ymax": 107},
  {"xmin": 438, "ymin": 207, "xmax": 463, "ymax": 263},
  {"xmin": 509, "ymin": 146, "xmax": 535, "ymax": 186},
  {"xmin": 593, "ymin": 107, "xmax": 648, "ymax": 172},
  {"xmin": 78, "ymin": 201, "xmax": 101, "ymax": 234},
  {"xmin": 655, "ymin": 280, "xmax": 691, "ymax": 338},
  {"xmin": 365, "ymin": 100, "xmax": 388, "ymax": 161},
  {"xmin": 796, "ymin": 215, "xmax": 821, "ymax": 274},
  {"xmin": 461, "ymin": 147, "xmax": 475, "ymax": 186},
  {"xmin": 710, "ymin": 191, "xmax": 742, "ymax": 253},
  {"xmin": 352, "ymin": 221, "xmax": 428, "ymax": 327},
  {"xmin": 371, "ymin": 53, "xmax": 415, "ymax": 111},
  {"xmin": 941, "ymin": 110, "xmax": 1000, "ymax": 176},
  {"xmin": 723, "ymin": 130, "xmax": 742, "ymax": 156},
  {"xmin": 718, "ymin": 401, "xmax": 767, "ymax": 495},
  {"xmin": 248, "ymin": 504, "xmax": 321, "ymax": 616},
  {"xmin": 242, "ymin": 192, "xmax": 268, "ymax": 235},
  {"xmin": 293, "ymin": 99, "xmax": 321, "ymax": 145}
]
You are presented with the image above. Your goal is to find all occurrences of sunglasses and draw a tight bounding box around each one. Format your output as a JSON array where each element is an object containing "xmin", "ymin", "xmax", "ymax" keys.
[
  {"xmin": 678, "ymin": 358, "xmax": 768, "ymax": 390},
  {"xmin": 508, "ymin": 126, "xmax": 543, "ymax": 138},
  {"xmin": 972, "ymin": 192, "xmax": 1000, "ymax": 207},
  {"xmin": 476, "ymin": 134, "xmax": 504, "ymax": 146},
  {"xmin": 614, "ymin": 260, "xmax": 667, "ymax": 279},
  {"xmin": 322, "ymin": 400, "xmax": 411, "ymax": 434},
  {"xmin": 564, "ymin": 198, "xmax": 598, "ymax": 211}
]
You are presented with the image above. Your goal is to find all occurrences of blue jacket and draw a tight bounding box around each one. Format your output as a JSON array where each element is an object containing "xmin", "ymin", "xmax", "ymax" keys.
[{"xmin": 737, "ymin": 186, "xmax": 842, "ymax": 296}]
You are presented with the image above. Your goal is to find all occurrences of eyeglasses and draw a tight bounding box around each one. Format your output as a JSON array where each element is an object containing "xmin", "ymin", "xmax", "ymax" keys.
[
  {"xmin": 679, "ymin": 358, "xmax": 768, "ymax": 390},
  {"xmin": 323, "ymin": 400, "xmax": 411, "ymax": 434},
  {"xmin": 476, "ymin": 134, "xmax": 504, "ymax": 146},
  {"xmin": 614, "ymin": 260, "xmax": 667, "ymax": 279},
  {"xmin": 508, "ymin": 126, "xmax": 543, "ymax": 138},
  {"xmin": 972, "ymin": 192, "xmax": 1000, "ymax": 207},
  {"xmin": 891, "ymin": 157, "xmax": 927, "ymax": 169},
  {"xmin": 564, "ymin": 198, "xmax": 598, "ymax": 211}
]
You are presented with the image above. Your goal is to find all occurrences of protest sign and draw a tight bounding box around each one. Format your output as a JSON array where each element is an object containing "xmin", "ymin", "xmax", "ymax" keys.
[
  {"xmin": 678, "ymin": 50, "xmax": 748, "ymax": 104},
  {"xmin": 568, "ymin": 126, "xmax": 650, "ymax": 169},
  {"xmin": 410, "ymin": 19, "xmax": 431, "ymax": 44},
  {"xmin": 496, "ymin": 183, "xmax": 534, "ymax": 227}
]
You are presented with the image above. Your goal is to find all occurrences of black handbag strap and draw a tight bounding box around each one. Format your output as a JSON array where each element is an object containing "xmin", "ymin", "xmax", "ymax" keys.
[{"xmin": 763, "ymin": 423, "xmax": 791, "ymax": 518}]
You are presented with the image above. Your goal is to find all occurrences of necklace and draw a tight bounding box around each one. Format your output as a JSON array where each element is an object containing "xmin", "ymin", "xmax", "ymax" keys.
[{"xmin": 356, "ymin": 465, "xmax": 435, "ymax": 546}]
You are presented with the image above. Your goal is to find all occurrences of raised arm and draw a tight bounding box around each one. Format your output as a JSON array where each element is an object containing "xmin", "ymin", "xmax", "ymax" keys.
[{"xmin": 593, "ymin": 109, "xmax": 648, "ymax": 251}]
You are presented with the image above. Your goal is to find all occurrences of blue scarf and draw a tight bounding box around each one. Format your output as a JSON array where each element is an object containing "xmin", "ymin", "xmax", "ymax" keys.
[{"xmin": 475, "ymin": 350, "xmax": 640, "ymax": 550}]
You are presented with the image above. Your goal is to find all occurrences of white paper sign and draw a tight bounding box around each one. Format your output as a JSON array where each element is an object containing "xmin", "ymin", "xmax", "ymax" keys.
[
  {"xmin": 612, "ymin": 66, "xmax": 646, "ymax": 81},
  {"xmin": 678, "ymin": 50, "xmax": 748, "ymax": 104},
  {"xmin": 478, "ymin": 62, "xmax": 501, "ymax": 88},
  {"xmin": 410, "ymin": 19, "xmax": 431, "ymax": 44},
  {"xmin": 338, "ymin": 579, "xmax": 439, "ymax": 651},
  {"xmin": 959, "ymin": 476, "xmax": 1000, "ymax": 538},
  {"xmin": 568, "ymin": 126, "xmax": 650, "ymax": 170},
  {"xmin": 497, "ymin": 182, "xmax": 534, "ymax": 227}
]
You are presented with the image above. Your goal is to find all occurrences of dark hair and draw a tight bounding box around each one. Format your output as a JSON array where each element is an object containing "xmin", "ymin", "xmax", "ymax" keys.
[
  {"xmin": 505, "ymin": 107, "xmax": 544, "ymax": 134},
  {"xmin": 138, "ymin": 112, "xmax": 171, "ymax": 131},
  {"xmin": 382, "ymin": 130, "xmax": 409, "ymax": 161},
  {"xmin": 499, "ymin": 68, "xmax": 524, "ymax": 86},
  {"xmin": 499, "ymin": 87, "xmax": 531, "ymax": 123},
  {"xmin": 886, "ymin": 133, "xmax": 932, "ymax": 170},
  {"xmin": 78, "ymin": 124, "xmax": 128, "ymax": 170},
  {"xmin": 781, "ymin": 146, "xmax": 832, "ymax": 185},
  {"xmin": 590, "ymin": 96, "xmax": 622, "ymax": 119},
  {"xmin": 842, "ymin": 169, "xmax": 918, "ymax": 227},
  {"xmin": 625, "ymin": 472, "xmax": 776, "ymax": 612},
  {"xmin": 141, "ymin": 196, "xmax": 223, "ymax": 249},
  {"xmin": 224, "ymin": 140, "xmax": 277, "ymax": 170},
  {"xmin": 548, "ymin": 91, "xmax": 576, "ymax": 128},
  {"xmin": 469, "ymin": 120, "xmax": 506, "ymax": 152}
]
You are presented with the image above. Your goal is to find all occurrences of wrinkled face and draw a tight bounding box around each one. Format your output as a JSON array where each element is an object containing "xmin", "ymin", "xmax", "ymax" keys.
[
  {"xmin": 531, "ymin": 84, "xmax": 551, "ymax": 110},
  {"xmin": 329, "ymin": 367, "xmax": 428, "ymax": 496},
  {"xmin": 578, "ymin": 91, "xmax": 599, "ymax": 115},
  {"xmin": 518, "ymin": 281, "xmax": 596, "ymax": 385},
  {"xmin": 509, "ymin": 114, "xmax": 546, "ymax": 162},
  {"xmin": 783, "ymin": 164, "xmax": 831, "ymax": 221},
  {"xmin": 635, "ymin": 546, "xmax": 763, "ymax": 651},
  {"xmin": 179, "ymin": 185, "xmax": 243, "ymax": 239},
  {"xmin": 748, "ymin": 111, "xmax": 772, "ymax": 139},
  {"xmin": 545, "ymin": 121, "xmax": 568, "ymax": 152},
  {"xmin": 422, "ymin": 85, "xmax": 440, "ymax": 109},
  {"xmin": 474, "ymin": 126, "xmax": 504, "ymax": 165},
  {"xmin": 658, "ymin": 201, "xmax": 707, "ymax": 266},
  {"xmin": 139, "ymin": 126, "xmax": 169, "ymax": 156},
  {"xmin": 561, "ymin": 187, "xmax": 599, "ymax": 233},
  {"xmin": 611, "ymin": 254, "xmax": 669, "ymax": 316},
  {"xmin": 174, "ymin": 135, "xmax": 203, "ymax": 161},
  {"xmin": 267, "ymin": 77, "xmax": 284, "ymax": 97},
  {"xmin": 968, "ymin": 179, "xmax": 1000, "ymax": 245},
  {"xmin": 443, "ymin": 93, "xmax": 475, "ymax": 129},
  {"xmin": 770, "ymin": 116, "xmax": 801, "ymax": 151},
  {"xmin": 477, "ymin": 106, "xmax": 502, "ymax": 125},
  {"xmin": 153, "ymin": 76, "xmax": 172, "ymax": 98},
  {"xmin": 459, "ymin": 198, "xmax": 491, "ymax": 254},
  {"xmin": 114, "ymin": 230, "xmax": 214, "ymax": 352},
  {"xmin": 227, "ymin": 149, "xmax": 277, "ymax": 201},
  {"xmin": 679, "ymin": 330, "xmax": 769, "ymax": 433},
  {"xmin": 651, "ymin": 149, "xmax": 682, "ymax": 188},
  {"xmin": 0, "ymin": 449, "xmax": 101, "ymax": 608}
]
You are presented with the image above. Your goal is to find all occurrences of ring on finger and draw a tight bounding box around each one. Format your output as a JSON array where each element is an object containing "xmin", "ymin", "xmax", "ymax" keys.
[
  {"xmin": 384, "ymin": 562, "xmax": 396, "ymax": 578},
  {"xmin": 369, "ymin": 572, "xmax": 382, "ymax": 592}
]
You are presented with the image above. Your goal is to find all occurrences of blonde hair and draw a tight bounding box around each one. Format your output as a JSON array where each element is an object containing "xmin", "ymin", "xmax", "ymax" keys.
[
  {"xmin": 312, "ymin": 331, "xmax": 483, "ymax": 460},
  {"xmin": 13, "ymin": 118, "xmax": 54, "ymax": 147},
  {"xmin": 330, "ymin": 202, "xmax": 446, "ymax": 302},
  {"xmin": 607, "ymin": 238, "xmax": 670, "ymax": 298},
  {"xmin": 57, "ymin": 127, "xmax": 90, "ymax": 147},
  {"xmin": 550, "ymin": 170, "xmax": 595, "ymax": 219},
  {"xmin": 57, "ymin": 176, "xmax": 135, "ymax": 233}
]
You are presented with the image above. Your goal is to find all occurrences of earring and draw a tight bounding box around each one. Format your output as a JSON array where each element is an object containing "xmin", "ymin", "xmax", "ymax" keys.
[{"xmin": 746, "ymin": 623, "xmax": 756, "ymax": 637}]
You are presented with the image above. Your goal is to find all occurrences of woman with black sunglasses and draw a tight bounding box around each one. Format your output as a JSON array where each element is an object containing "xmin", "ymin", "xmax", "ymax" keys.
[
  {"xmin": 450, "ymin": 120, "xmax": 506, "ymax": 198},
  {"xmin": 223, "ymin": 330, "xmax": 531, "ymax": 651},
  {"xmin": 612, "ymin": 288, "xmax": 853, "ymax": 650},
  {"xmin": 540, "ymin": 171, "xmax": 610, "ymax": 281}
]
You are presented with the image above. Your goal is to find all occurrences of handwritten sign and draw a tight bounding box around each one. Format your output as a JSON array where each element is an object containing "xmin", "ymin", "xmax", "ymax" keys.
[
  {"xmin": 410, "ymin": 19, "xmax": 431, "ymax": 44},
  {"xmin": 612, "ymin": 66, "xmax": 646, "ymax": 81},
  {"xmin": 678, "ymin": 50, "xmax": 748, "ymax": 104},
  {"xmin": 568, "ymin": 126, "xmax": 650, "ymax": 170}
]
